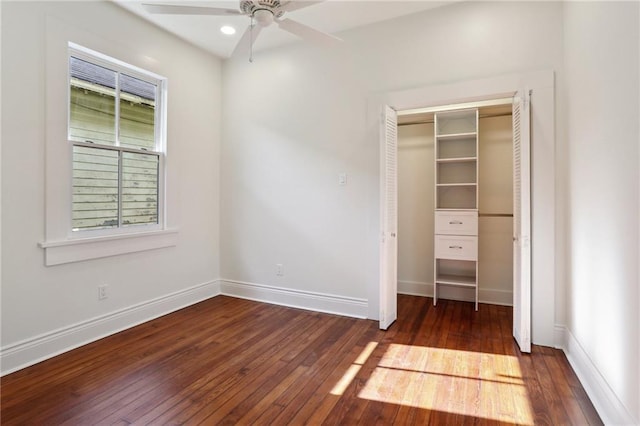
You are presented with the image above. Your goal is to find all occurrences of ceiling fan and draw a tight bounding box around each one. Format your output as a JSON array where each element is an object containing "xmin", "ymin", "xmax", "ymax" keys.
[{"xmin": 142, "ymin": 1, "xmax": 342, "ymax": 59}]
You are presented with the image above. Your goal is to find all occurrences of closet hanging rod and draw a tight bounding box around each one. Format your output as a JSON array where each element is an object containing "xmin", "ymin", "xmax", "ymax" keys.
[{"xmin": 478, "ymin": 213, "xmax": 514, "ymax": 218}]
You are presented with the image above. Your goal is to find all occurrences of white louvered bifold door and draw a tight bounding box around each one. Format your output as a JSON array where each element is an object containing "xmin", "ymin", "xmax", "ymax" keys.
[
  {"xmin": 380, "ymin": 105, "xmax": 398, "ymax": 330},
  {"xmin": 513, "ymin": 90, "xmax": 532, "ymax": 353}
]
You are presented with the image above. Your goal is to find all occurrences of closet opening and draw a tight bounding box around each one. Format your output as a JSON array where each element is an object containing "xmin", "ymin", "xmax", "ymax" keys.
[
  {"xmin": 397, "ymin": 98, "xmax": 514, "ymax": 307},
  {"xmin": 380, "ymin": 93, "xmax": 532, "ymax": 352}
]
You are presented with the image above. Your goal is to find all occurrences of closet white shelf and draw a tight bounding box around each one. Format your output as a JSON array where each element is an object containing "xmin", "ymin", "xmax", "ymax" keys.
[
  {"xmin": 435, "ymin": 274, "xmax": 477, "ymax": 287},
  {"xmin": 436, "ymin": 183, "xmax": 477, "ymax": 187},
  {"xmin": 436, "ymin": 157, "xmax": 477, "ymax": 163},
  {"xmin": 435, "ymin": 132, "xmax": 477, "ymax": 140}
]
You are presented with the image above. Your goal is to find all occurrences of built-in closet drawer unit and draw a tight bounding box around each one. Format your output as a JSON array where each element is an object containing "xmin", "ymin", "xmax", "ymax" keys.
[
  {"xmin": 433, "ymin": 108, "xmax": 479, "ymax": 310},
  {"xmin": 435, "ymin": 211, "xmax": 478, "ymax": 236},
  {"xmin": 434, "ymin": 235, "xmax": 478, "ymax": 261}
]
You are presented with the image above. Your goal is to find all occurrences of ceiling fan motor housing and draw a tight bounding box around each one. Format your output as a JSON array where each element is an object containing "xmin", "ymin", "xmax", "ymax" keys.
[{"xmin": 240, "ymin": 0, "xmax": 285, "ymax": 18}]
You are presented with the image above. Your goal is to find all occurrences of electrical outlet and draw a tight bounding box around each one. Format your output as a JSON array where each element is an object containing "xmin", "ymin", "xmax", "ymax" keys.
[
  {"xmin": 98, "ymin": 284, "xmax": 108, "ymax": 300},
  {"xmin": 276, "ymin": 264, "xmax": 284, "ymax": 276}
]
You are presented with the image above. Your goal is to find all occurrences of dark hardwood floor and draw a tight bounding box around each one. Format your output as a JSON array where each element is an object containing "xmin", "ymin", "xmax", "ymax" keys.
[{"xmin": 1, "ymin": 295, "xmax": 601, "ymax": 425}]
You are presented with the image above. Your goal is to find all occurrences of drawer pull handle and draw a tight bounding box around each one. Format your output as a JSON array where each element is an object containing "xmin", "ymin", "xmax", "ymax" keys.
[
  {"xmin": 449, "ymin": 220, "xmax": 463, "ymax": 225},
  {"xmin": 449, "ymin": 245, "xmax": 463, "ymax": 250}
]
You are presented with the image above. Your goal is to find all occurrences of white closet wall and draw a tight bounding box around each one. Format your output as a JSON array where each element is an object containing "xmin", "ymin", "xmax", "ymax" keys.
[
  {"xmin": 397, "ymin": 114, "xmax": 513, "ymax": 305},
  {"xmin": 478, "ymin": 115, "xmax": 514, "ymax": 305},
  {"xmin": 398, "ymin": 123, "xmax": 435, "ymax": 293}
]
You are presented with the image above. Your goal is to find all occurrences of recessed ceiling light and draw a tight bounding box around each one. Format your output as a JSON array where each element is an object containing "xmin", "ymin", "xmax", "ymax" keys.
[{"xmin": 220, "ymin": 25, "xmax": 236, "ymax": 35}]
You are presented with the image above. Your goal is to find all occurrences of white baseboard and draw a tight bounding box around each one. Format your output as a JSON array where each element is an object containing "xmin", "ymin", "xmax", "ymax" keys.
[
  {"xmin": 398, "ymin": 280, "xmax": 431, "ymax": 296},
  {"xmin": 398, "ymin": 280, "xmax": 512, "ymax": 306},
  {"xmin": 1, "ymin": 280, "xmax": 220, "ymax": 376},
  {"xmin": 479, "ymin": 288, "xmax": 512, "ymax": 306},
  {"xmin": 556, "ymin": 325, "xmax": 638, "ymax": 425},
  {"xmin": 554, "ymin": 324, "xmax": 565, "ymax": 349},
  {"xmin": 219, "ymin": 279, "xmax": 368, "ymax": 319}
]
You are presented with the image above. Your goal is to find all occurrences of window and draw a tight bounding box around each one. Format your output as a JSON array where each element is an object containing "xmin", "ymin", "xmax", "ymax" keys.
[
  {"xmin": 41, "ymin": 36, "xmax": 176, "ymax": 266},
  {"xmin": 68, "ymin": 47, "xmax": 165, "ymax": 233}
]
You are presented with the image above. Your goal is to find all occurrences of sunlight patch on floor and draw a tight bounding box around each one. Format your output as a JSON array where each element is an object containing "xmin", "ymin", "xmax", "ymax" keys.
[{"xmin": 356, "ymin": 344, "xmax": 535, "ymax": 425}]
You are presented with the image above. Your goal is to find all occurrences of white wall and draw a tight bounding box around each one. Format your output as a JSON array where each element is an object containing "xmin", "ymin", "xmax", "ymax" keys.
[
  {"xmin": 1, "ymin": 1, "xmax": 221, "ymax": 373},
  {"xmin": 221, "ymin": 1, "xmax": 563, "ymax": 320},
  {"xmin": 563, "ymin": 2, "xmax": 639, "ymax": 424}
]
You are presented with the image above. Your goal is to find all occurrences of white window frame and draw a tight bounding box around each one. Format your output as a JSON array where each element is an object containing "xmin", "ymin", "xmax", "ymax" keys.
[{"xmin": 40, "ymin": 41, "xmax": 177, "ymax": 266}]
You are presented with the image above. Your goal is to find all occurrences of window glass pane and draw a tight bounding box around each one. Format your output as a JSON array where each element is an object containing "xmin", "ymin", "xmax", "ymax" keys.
[
  {"xmin": 72, "ymin": 145, "xmax": 119, "ymax": 230},
  {"xmin": 69, "ymin": 57, "xmax": 116, "ymax": 145},
  {"xmin": 122, "ymin": 152, "xmax": 158, "ymax": 226},
  {"xmin": 119, "ymin": 74, "xmax": 156, "ymax": 150}
]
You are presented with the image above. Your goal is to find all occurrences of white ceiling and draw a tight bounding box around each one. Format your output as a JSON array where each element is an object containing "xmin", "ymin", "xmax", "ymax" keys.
[{"xmin": 113, "ymin": 0, "xmax": 453, "ymax": 58}]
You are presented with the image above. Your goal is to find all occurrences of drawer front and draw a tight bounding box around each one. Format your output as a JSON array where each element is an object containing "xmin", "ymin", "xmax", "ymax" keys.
[
  {"xmin": 435, "ymin": 211, "xmax": 478, "ymax": 235},
  {"xmin": 435, "ymin": 235, "xmax": 478, "ymax": 260}
]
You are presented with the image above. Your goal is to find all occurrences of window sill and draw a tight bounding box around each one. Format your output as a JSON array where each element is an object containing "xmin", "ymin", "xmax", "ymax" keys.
[{"xmin": 39, "ymin": 229, "xmax": 178, "ymax": 266}]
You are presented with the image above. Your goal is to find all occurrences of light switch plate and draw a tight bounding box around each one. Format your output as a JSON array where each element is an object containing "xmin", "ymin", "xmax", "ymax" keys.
[{"xmin": 338, "ymin": 173, "xmax": 347, "ymax": 186}]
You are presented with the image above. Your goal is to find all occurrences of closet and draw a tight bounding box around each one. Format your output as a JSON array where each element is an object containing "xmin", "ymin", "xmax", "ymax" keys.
[{"xmin": 396, "ymin": 102, "xmax": 514, "ymax": 308}]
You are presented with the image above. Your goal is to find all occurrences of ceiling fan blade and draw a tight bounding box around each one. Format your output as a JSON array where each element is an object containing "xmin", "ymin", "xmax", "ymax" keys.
[
  {"xmin": 276, "ymin": 18, "xmax": 342, "ymax": 46},
  {"xmin": 279, "ymin": 1, "xmax": 325, "ymax": 13},
  {"xmin": 232, "ymin": 23, "xmax": 263, "ymax": 57},
  {"xmin": 141, "ymin": 3, "xmax": 242, "ymax": 16}
]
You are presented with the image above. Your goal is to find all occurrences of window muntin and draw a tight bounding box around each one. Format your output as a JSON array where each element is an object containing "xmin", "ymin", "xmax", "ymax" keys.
[{"xmin": 68, "ymin": 47, "xmax": 164, "ymax": 233}]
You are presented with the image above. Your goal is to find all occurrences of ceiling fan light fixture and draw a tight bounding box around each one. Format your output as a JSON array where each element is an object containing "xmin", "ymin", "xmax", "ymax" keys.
[
  {"xmin": 253, "ymin": 9, "xmax": 274, "ymax": 27},
  {"xmin": 220, "ymin": 25, "xmax": 236, "ymax": 35}
]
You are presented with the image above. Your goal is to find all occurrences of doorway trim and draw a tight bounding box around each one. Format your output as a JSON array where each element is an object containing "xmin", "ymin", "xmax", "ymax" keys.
[{"xmin": 370, "ymin": 70, "xmax": 556, "ymax": 347}]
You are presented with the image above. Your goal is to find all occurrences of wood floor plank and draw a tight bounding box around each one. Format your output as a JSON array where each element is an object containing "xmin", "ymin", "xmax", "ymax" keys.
[
  {"xmin": 531, "ymin": 344, "xmax": 573, "ymax": 424},
  {"xmin": 556, "ymin": 354, "xmax": 603, "ymax": 425},
  {"xmin": 513, "ymin": 343, "xmax": 555, "ymax": 425},
  {"xmin": 58, "ymin": 302, "xmax": 294, "ymax": 425},
  {"xmin": 320, "ymin": 320, "xmax": 400, "ymax": 425},
  {"xmin": 286, "ymin": 327, "xmax": 382, "ymax": 424},
  {"xmin": 540, "ymin": 345, "xmax": 593, "ymax": 425},
  {"xmin": 263, "ymin": 320, "xmax": 373, "ymax": 425},
  {"xmin": 203, "ymin": 317, "xmax": 358, "ymax": 425},
  {"xmin": 187, "ymin": 318, "xmax": 347, "ymax": 424},
  {"xmin": 123, "ymin": 309, "xmax": 327, "ymax": 424},
  {"xmin": 3, "ymin": 297, "xmax": 255, "ymax": 425},
  {"xmin": 0, "ymin": 294, "xmax": 602, "ymax": 426}
]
